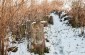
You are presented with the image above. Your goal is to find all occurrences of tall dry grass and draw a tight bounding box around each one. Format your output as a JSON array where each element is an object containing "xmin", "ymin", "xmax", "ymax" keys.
[
  {"xmin": 68, "ymin": 0, "xmax": 85, "ymax": 36},
  {"xmin": 69, "ymin": 0, "xmax": 85, "ymax": 28},
  {"xmin": 0, "ymin": 0, "xmax": 63, "ymax": 55}
]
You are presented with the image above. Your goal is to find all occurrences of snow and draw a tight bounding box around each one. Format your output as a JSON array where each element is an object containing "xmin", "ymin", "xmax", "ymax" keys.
[
  {"xmin": 8, "ymin": 38, "xmax": 31, "ymax": 55},
  {"xmin": 8, "ymin": 12, "xmax": 85, "ymax": 55},
  {"xmin": 45, "ymin": 13, "xmax": 85, "ymax": 55}
]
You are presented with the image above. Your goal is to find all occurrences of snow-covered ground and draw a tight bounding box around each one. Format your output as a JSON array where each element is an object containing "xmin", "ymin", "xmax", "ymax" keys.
[
  {"xmin": 8, "ymin": 12, "xmax": 85, "ymax": 55},
  {"xmin": 44, "ymin": 13, "xmax": 85, "ymax": 55}
]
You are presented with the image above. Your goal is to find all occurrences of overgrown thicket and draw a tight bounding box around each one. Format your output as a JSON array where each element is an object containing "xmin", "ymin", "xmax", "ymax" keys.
[
  {"xmin": 0, "ymin": 0, "xmax": 63, "ymax": 55},
  {"xmin": 0, "ymin": 0, "xmax": 28, "ymax": 55}
]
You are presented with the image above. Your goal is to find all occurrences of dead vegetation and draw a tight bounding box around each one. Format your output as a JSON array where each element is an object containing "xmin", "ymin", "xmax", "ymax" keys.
[
  {"xmin": 1, "ymin": 0, "xmax": 85, "ymax": 55},
  {"xmin": 69, "ymin": 0, "xmax": 85, "ymax": 28},
  {"xmin": 0, "ymin": 0, "xmax": 63, "ymax": 55}
]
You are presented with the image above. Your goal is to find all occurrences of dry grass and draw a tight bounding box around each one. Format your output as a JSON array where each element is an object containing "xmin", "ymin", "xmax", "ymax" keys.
[
  {"xmin": 0, "ymin": 0, "xmax": 64, "ymax": 55},
  {"xmin": 68, "ymin": 0, "xmax": 85, "ymax": 28}
]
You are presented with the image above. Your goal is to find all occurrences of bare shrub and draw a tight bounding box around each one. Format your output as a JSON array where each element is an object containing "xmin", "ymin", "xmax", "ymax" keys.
[{"xmin": 69, "ymin": 0, "xmax": 85, "ymax": 28}]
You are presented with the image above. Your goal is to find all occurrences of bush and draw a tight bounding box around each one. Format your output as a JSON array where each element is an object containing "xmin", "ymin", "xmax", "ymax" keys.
[{"xmin": 69, "ymin": 0, "xmax": 85, "ymax": 28}]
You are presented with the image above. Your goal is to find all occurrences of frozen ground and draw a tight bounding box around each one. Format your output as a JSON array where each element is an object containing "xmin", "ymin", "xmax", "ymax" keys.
[{"xmin": 8, "ymin": 13, "xmax": 85, "ymax": 55}]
